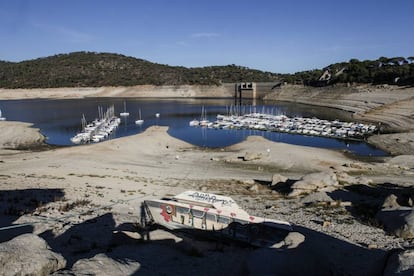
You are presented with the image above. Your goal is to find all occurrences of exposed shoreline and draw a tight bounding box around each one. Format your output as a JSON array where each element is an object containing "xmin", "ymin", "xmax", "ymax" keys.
[
  {"xmin": 1, "ymin": 83, "xmax": 414, "ymax": 154},
  {"xmin": 1, "ymin": 125, "xmax": 413, "ymax": 274},
  {"xmin": 1, "ymin": 85, "xmax": 414, "ymax": 274}
]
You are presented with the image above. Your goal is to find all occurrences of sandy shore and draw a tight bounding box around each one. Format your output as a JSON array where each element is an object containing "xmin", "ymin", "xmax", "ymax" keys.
[
  {"xmin": 1, "ymin": 85, "xmax": 414, "ymax": 274},
  {"xmin": 1, "ymin": 123, "xmax": 414, "ymax": 273},
  {"xmin": 1, "ymin": 83, "xmax": 414, "ymax": 154},
  {"xmin": 0, "ymin": 85, "xmax": 233, "ymax": 99}
]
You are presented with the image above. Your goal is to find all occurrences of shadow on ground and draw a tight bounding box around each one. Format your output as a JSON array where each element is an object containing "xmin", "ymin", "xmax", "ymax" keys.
[
  {"xmin": 329, "ymin": 183, "xmax": 414, "ymax": 225},
  {"xmin": 0, "ymin": 188, "xmax": 64, "ymax": 242},
  {"xmin": 36, "ymin": 211, "xmax": 389, "ymax": 275}
]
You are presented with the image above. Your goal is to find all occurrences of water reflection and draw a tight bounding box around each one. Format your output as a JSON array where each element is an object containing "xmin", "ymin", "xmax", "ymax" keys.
[{"xmin": 0, "ymin": 98, "xmax": 385, "ymax": 156}]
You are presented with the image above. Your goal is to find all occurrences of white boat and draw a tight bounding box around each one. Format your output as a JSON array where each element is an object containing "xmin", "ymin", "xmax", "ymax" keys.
[
  {"xmin": 120, "ymin": 101, "xmax": 129, "ymax": 117},
  {"xmin": 155, "ymin": 113, "xmax": 160, "ymax": 118},
  {"xmin": 189, "ymin": 106, "xmax": 210, "ymax": 127},
  {"xmin": 189, "ymin": 119, "xmax": 200, "ymax": 126},
  {"xmin": 199, "ymin": 106, "xmax": 210, "ymax": 126},
  {"xmin": 135, "ymin": 109, "xmax": 144, "ymax": 125},
  {"xmin": 70, "ymin": 106, "xmax": 120, "ymax": 144},
  {"xmin": 0, "ymin": 109, "xmax": 5, "ymax": 121},
  {"xmin": 141, "ymin": 190, "xmax": 292, "ymax": 247}
]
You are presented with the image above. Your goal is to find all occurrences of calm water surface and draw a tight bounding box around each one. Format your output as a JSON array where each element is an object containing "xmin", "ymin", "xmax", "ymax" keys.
[{"xmin": 0, "ymin": 98, "xmax": 386, "ymax": 156}]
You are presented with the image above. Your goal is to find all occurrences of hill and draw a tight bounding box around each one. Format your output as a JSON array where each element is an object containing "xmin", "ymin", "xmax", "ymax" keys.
[
  {"xmin": 0, "ymin": 52, "xmax": 280, "ymax": 88},
  {"xmin": 0, "ymin": 52, "xmax": 413, "ymax": 88},
  {"xmin": 282, "ymin": 56, "xmax": 414, "ymax": 87}
]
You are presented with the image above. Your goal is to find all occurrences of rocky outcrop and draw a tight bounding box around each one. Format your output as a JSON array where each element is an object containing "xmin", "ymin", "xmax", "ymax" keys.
[
  {"xmin": 289, "ymin": 171, "xmax": 340, "ymax": 197},
  {"xmin": 271, "ymin": 173, "xmax": 288, "ymax": 186},
  {"xmin": 0, "ymin": 234, "xmax": 66, "ymax": 275},
  {"xmin": 242, "ymin": 152, "xmax": 262, "ymax": 161},
  {"xmin": 376, "ymin": 195, "xmax": 414, "ymax": 239},
  {"xmin": 376, "ymin": 209, "xmax": 414, "ymax": 238},
  {"xmin": 382, "ymin": 194, "xmax": 401, "ymax": 209},
  {"xmin": 55, "ymin": 253, "xmax": 139, "ymax": 275},
  {"xmin": 300, "ymin": 191, "xmax": 334, "ymax": 205},
  {"xmin": 335, "ymin": 171, "xmax": 373, "ymax": 185},
  {"xmin": 384, "ymin": 249, "xmax": 414, "ymax": 275}
]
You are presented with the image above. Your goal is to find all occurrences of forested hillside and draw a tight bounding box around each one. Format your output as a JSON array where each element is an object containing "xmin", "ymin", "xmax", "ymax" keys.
[
  {"xmin": 282, "ymin": 56, "xmax": 414, "ymax": 86},
  {"xmin": 0, "ymin": 52, "xmax": 279, "ymax": 88},
  {"xmin": 0, "ymin": 52, "xmax": 412, "ymax": 88}
]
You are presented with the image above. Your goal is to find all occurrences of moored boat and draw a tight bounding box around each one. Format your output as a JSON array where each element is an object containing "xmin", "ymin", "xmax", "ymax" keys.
[
  {"xmin": 141, "ymin": 190, "xmax": 292, "ymax": 247},
  {"xmin": 135, "ymin": 108, "xmax": 144, "ymax": 125},
  {"xmin": 120, "ymin": 101, "xmax": 129, "ymax": 117},
  {"xmin": 207, "ymin": 112, "xmax": 378, "ymax": 140},
  {"xmin": 0, "ymin": 109, "xmax": 5, "ymax": 121},
  {"xmin": 71, "ymin": 106, "xmax": 120, "ymax": 144}
]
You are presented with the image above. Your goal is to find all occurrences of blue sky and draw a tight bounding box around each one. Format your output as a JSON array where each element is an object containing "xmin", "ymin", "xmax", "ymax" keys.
[{"xmin": 0, "ymin": 0, "xmax": 413, "ymax": 73}]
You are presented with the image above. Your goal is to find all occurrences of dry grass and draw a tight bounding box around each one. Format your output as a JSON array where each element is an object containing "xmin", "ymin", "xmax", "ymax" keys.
[{"xmin": 58, "ymin": 199, "xmax": 91, "ymax": 212}]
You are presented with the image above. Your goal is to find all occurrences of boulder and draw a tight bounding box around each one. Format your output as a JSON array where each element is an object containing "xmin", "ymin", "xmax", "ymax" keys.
[
  {"xmin": 243, "ymin": 152, "xmax": 262, "ymax": 161},
  {"xmin": 398, "ymin": 211, "xmax": 414, "ymax": 238},
  {"xmin": 336, "ymin": 171, "xmax": 372, "ymax": 185},
  {"xmin": 376, "ymin": 208, "xmax": 414, "ymax": 239},
  {"xmin": 0, "ymin": 234, "xmax": 66, "ymax": 276},
  {"xmin": 271, "ymin": 232, "xmax": 305, "ymax": 249},
  {"xmin": 284, "ymin": 232, "xmax": 305, "ymax": 249},
  {"xmin": 271, "ymin": 173, "xmax": 288, "ymax": 186},
  {"xmin": 62, "ymin": 253, "xmax": 139, "ymax": 275},
  {"xmin": 384, "ymin": 249, "xmax": 414, "ymax": 275},
  {"xmin": 289, "ymin": 171, "xmax": 339, "ymax": 197},
  {"xmin": 248, "ymin": 183, "xmax": 260, "ymax": 193},
  {"xmin": 382, "ymin": 194, "xmax": 401, "ymax": 210},
  {"xmin": 300, "ymin": 191, "xmax": 334, "ymax": 205}
]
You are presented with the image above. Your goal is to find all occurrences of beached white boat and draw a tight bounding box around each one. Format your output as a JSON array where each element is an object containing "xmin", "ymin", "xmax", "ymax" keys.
[{"xmin": 141, "ymin": 190, "xmax": 292, "ymax": 247}]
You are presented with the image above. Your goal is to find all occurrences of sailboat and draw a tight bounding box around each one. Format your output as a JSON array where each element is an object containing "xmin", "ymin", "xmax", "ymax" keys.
[
  {"xmin": 120, "ymin": 101, "xmax": 129, "ymax": 117},
  {"xmin": 70, "ymin": 114, "xmax": 89, "ymax": 144},
  {"xmin": 0, "ymin": 109, "xmax": 5, "ymax": 121},
  {"xmin": 189, "ymin": 106, "xmax": 209, "ymax": 127},
  {"xmin": 199, "ymin": 106, "xmax": 210, "ymax": 127},
  {"xmin": 135, "ymin": 108, "xmax": 144, "ymax": 125}
]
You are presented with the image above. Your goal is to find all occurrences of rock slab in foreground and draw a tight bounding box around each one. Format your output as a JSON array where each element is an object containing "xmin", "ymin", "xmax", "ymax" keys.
[
  {"xmin": 58, "ymin": 253, "xmax": 140, "ymax": 275},
  {"xmin": 0, "ymin": 234, "xmax": 66, "ymax": 276},
  {"xmin": 289, "ymin": 171, "xmax": 340, "ymax": 197}
]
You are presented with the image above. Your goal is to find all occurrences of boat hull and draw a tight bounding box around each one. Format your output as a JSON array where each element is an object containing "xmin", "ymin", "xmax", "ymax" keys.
[{"xmin": 144, "ymin": 198, "xmax": 291, "ymax": 247}]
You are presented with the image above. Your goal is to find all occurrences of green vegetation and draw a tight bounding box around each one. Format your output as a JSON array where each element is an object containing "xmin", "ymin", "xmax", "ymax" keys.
[
  {"xmin": 0, "ymin": 52, "xmax": 279, "ymax": 88},
  {"xmin": 281, "ymin": 56, "xmax": 414, "ymax": 86},
  {"xmin": 0, "ymin": 52, "xmax": 413, "ymax": 88}
]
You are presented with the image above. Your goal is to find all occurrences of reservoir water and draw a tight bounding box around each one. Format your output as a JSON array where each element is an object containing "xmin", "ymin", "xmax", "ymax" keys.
[{"xmin": 0, "ymin": 98, "xmax": 386, "ymax": 156}]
